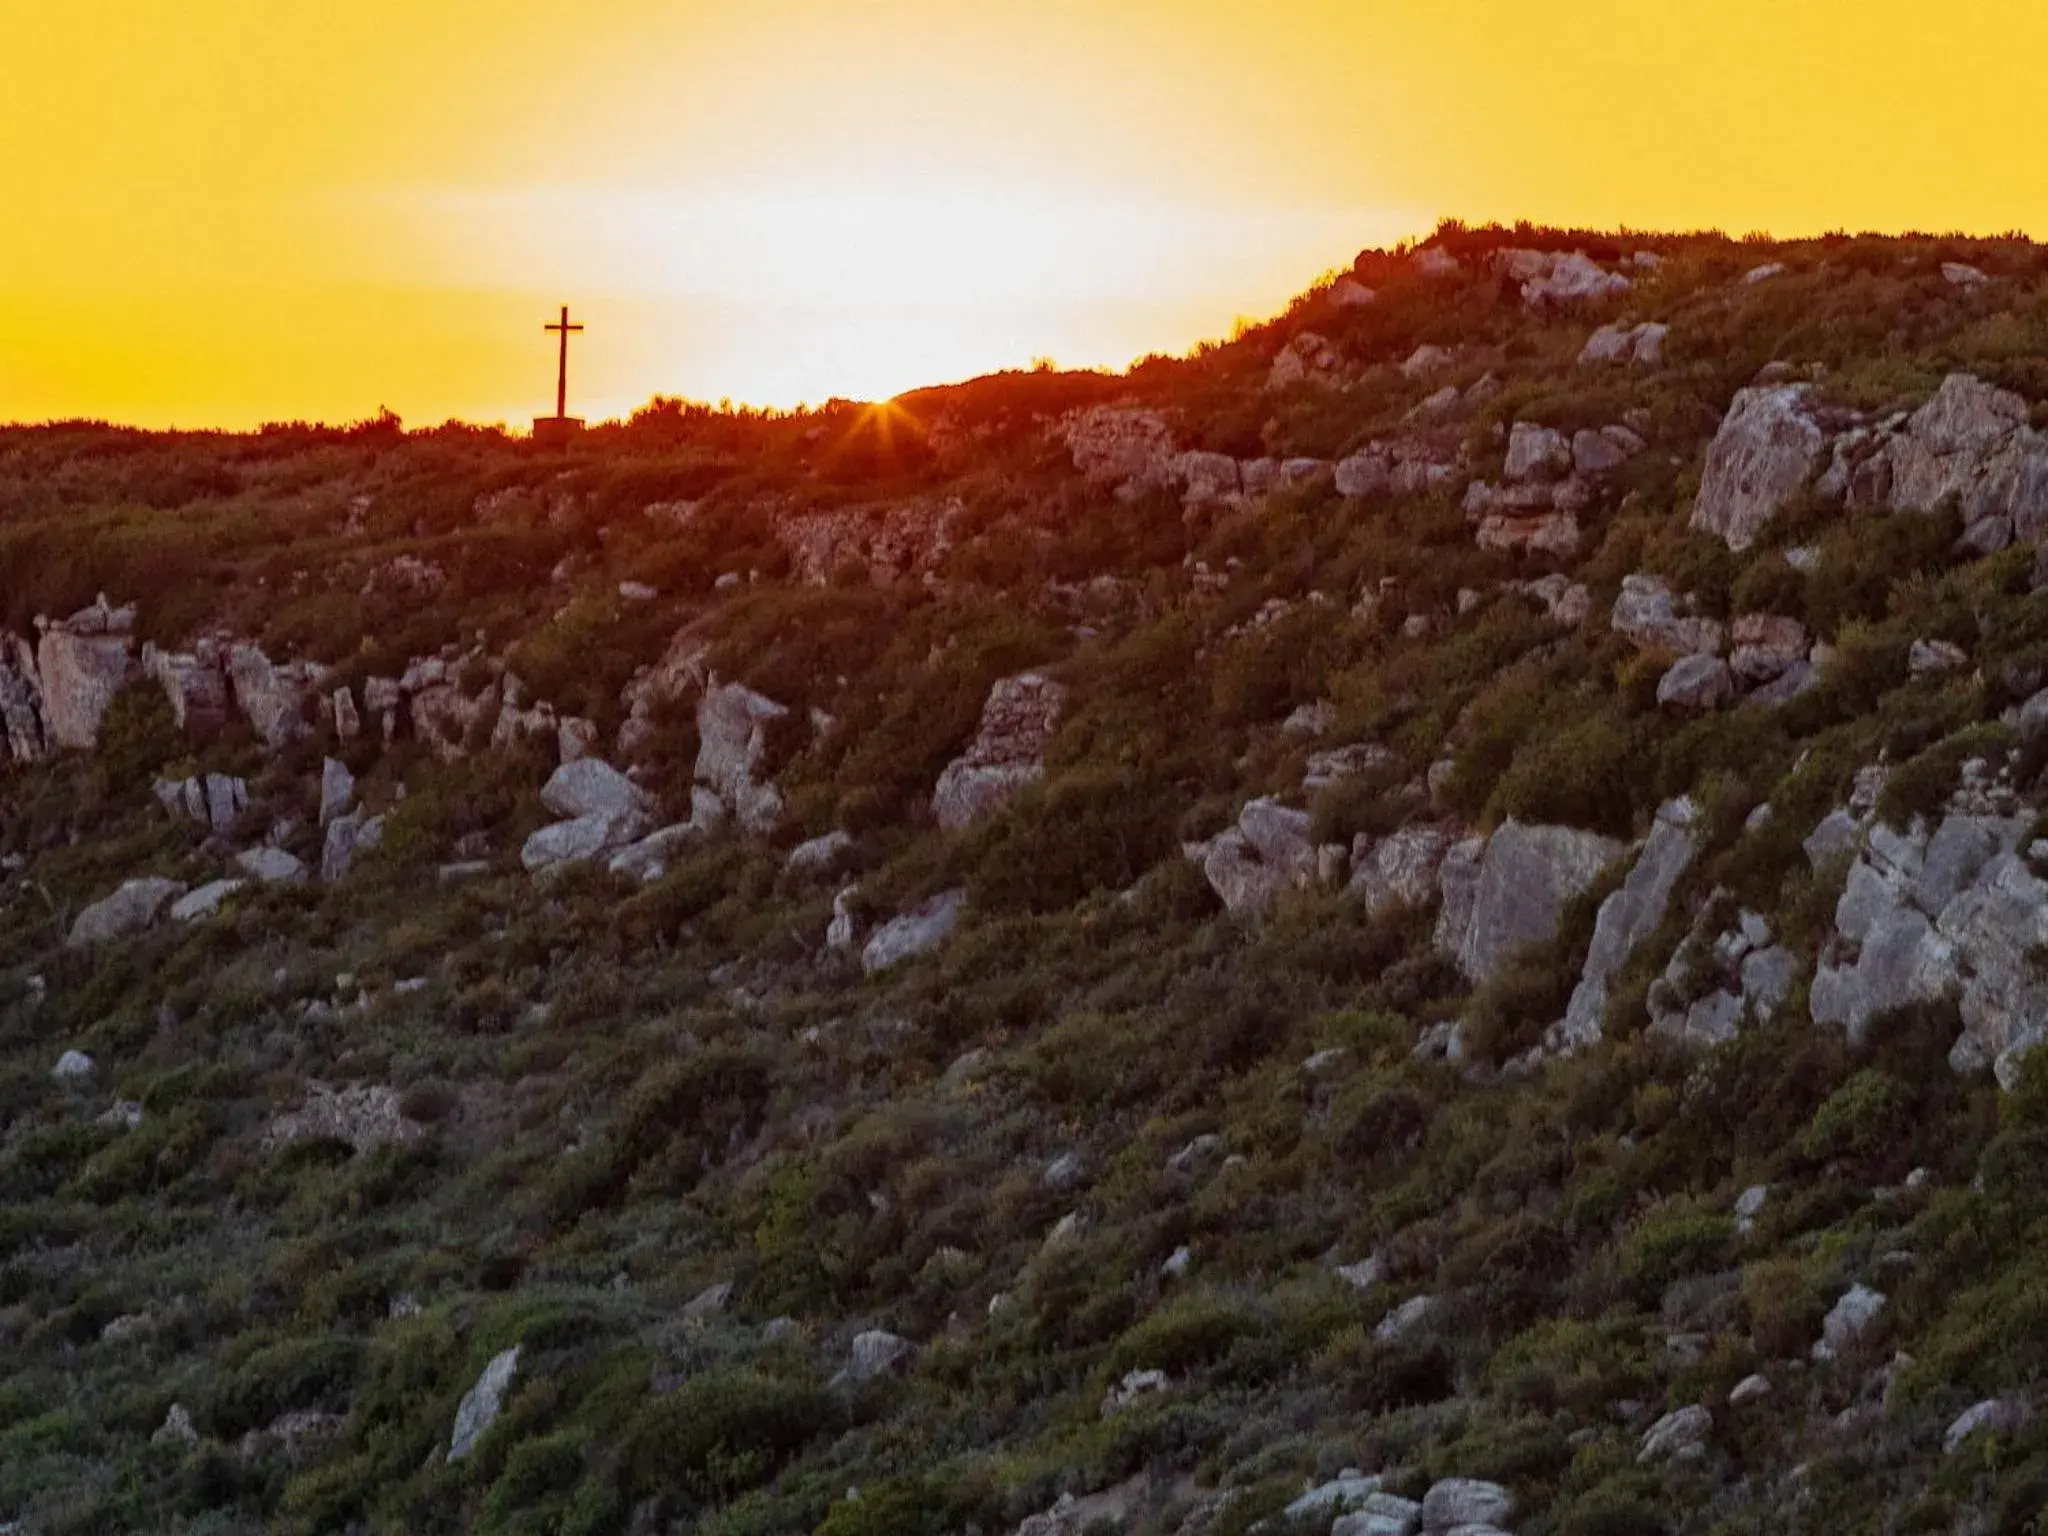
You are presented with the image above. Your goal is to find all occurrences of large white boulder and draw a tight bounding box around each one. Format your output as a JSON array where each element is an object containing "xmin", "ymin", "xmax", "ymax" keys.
[
  {"xmin": 1692, "ymin": 384, "xmax": 1829, "ymax": 552},
  {"xmin": 68, "ymin": 877, "xmax": 187, "ymax": 946}
]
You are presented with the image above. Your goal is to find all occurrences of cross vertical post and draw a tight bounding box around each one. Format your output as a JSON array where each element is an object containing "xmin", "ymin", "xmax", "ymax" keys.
[{"xmin": 545, "ymin": 305, "xmax": 584, "ymax": 421}]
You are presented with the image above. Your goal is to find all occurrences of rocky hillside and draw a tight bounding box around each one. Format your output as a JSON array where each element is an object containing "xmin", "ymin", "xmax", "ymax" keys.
[{"xmin": 7, "ymin": 225, "xmax": 2048, "ymax": 1535}]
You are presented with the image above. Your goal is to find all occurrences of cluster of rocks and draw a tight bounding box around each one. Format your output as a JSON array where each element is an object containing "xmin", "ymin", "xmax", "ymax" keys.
[
  {"xmin": 1334, "ymin": 438, "xmax": 1467, "ymax": 503},
  {"xmin": 933, "ymin": 673, "xmax": 1067, "ymax": 830},
  {"xmin": 1612, "ymin": 574, "xmax": 1819, "ymax": 711},
  {"xmin": 152, "ymin": 771, "xmax": 248, "ymax": 833},
  {"xmin": 1493, "ymin": 247, "xmax": 1639, "ymax": 310},
  {"xmin": 1693, "ymin": 372, "xmax": 2048, "ymax": 555},
  {"xmin": 1646, "ymin": 902, "xmax": 1801, "ymax": 1051},
  {"xmin": 1282, "ymin": 1471, "xmax": 1517, "ymax": 1536},
  {"xmin": 1579, "ymin": 321, "xmax": 1669, "ymax": 367},
  {"xmin": 1465, "ymin": 420, "xmax": 1646, "ymax": 555},
  {"xmin": 1804, "ymin": 754, "xmax": 2048, "ymax": 1085}
]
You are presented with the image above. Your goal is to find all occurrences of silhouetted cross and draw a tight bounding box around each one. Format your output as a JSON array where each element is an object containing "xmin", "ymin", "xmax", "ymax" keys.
[{"xmin": 544, "ymin": 305, "xmax": 584, "ymax": 420}]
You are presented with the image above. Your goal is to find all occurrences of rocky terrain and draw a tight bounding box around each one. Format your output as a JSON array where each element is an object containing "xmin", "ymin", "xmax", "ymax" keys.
[{"xmin": 6, "ymin": 224, "xmax": 2048, "ymax": 1533}]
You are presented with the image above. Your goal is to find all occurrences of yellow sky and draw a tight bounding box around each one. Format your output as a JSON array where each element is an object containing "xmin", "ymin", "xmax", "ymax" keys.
[{"xmin": 3, "ymin": 1, "xmax": 2045, "ymax": 429}]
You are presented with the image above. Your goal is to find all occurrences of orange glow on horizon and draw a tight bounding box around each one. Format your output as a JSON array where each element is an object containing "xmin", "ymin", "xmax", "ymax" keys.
[{"xmin": 5, "ymin": 1, "xmax": 2048, "ymax": 430}]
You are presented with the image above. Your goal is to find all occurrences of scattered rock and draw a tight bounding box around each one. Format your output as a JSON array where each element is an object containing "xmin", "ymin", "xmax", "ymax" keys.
[
  {"xmin": 1285, "ymin": 1471, "xmax": 1383, "ymax": 1521},
  {"xmin": 861, "ymin": 890, "xmax": 966, "ymax": 974},
  {"xmin": 235, "ymin": 846, "xmax": 309, "ymax": 887},
  {"xmin": 1658, "ymin": 653, "xmax": 1737, "ymax": 712},
  {"xmin": 263, "ymin": 1082, "xmax": 427, "ymax": 1157},
  {"xmin": 1639, "ymin": 1404, "xmax": 1712, "ymax": 1461},
  {"xmin": 1374, "ymin": 1294, "xmax": 1438, "ymax": 1342},
  {"xmin": 1195, "ymin": 798, "xmax": 1320, "ymax": 917},
  {"xmin": 1099, "ymin": 1368, "xmax": 1170, "ymax": 1417},
  {"xmin": 170, "ymin": 879, "xmax": 246, "ymax": 922},
  {"xmin": 318, "ymin": 758, "xmax": 356, "ymax": 828},
  {"xmin": 1813, "ymin": 1284, "xmax": 1886, "ymax": 1361},
  {"xmin": 1580, "ymin": 321, "xmax": 1669, "ymax": 366},
  {"xmin": 448, "ymin": 1346, "xmax": 520, "ymax": 1462},
  {"xmin": 1611, "ymin": 573, "xmax": 1724, "ymax": 656},
  {"xmin": 1908, "ymin": 638, "xmax": 1968, "ymax": 676},
  {"xmin": 1730, "ymin": 1374, "xmax": 1773, "ymax": 1406},
  {"xmin": 838, "ymin": 1330, "xmax": 914, "ymax": 1388},
  {"xmin": 696, "ymin": 682, "xmax": 790, "ymax": 835},
  {"xmin": 68, "ymin": 877, "xmax": 187, "ymax": 946},
  {"xmin": 52, "ymin": 1048, "xmax": 94, "ymax": 1081},
  {"xmin": 153, "ymin": 1403, "xmax": 199, "ymax": 1447},
  {"xmin": 1945, "ymin": 1398, "xmax": 2030, "ymax": 1454}
]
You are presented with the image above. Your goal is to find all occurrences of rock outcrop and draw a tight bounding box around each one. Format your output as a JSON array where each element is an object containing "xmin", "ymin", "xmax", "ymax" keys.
[
  {"xmin": 1580, "ymin": 321, "xmax": 1669, "ymax": 366},
  {"xmin": 1806, "ymin": 765, "xmax": 2048, "ymax": 1085},
  {"xmin": 934, "ymin": 673, "xmax": 1068, "ymax": 830},
  {"xmin": 1466, "ymin": 421, "xmax": 1641, "ymax": 556}
]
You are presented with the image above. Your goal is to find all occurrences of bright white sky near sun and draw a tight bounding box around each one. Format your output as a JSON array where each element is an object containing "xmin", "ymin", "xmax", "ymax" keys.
[{"xmin": 3, "ymin": 0, "xmax": 2047, "ymax": 428}]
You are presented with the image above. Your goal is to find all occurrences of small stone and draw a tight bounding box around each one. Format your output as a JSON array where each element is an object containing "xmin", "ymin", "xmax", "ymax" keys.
[
  {"xmin": 837, "ymin": 1330, "xmax": 913, "ymax": 1387},
  {"xmin": 1160, "ymin": 1246, "xmax": 1192, "ymax": 1279},
  {"xmin": 1420, "ymin": 1478, "xmax": 1514, "ymax": 1532},
  {"xmin": 1374, "ymin": 1294, "xmax": 1437, "ymax": 1342},
  {"xmin": 52, "ymin": 1048, "xmax": 95, "ymax": 1081},
  {"xmin": 1729, "ymin": 1374, "xmax": 1773, "ymax": 1406},
  {"xmin": 1908, "ymin": 638, "xmax": 1969, "ymax": 676}
]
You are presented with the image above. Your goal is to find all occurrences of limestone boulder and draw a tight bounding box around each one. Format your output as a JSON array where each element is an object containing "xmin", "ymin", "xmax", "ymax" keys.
[
  {"xmin": 1452, "ymin": 821, "xmax": 1626, "ymax": 984},
  {"xmin": 142, "ymin": 638, "xmax": 232, "ymax": 734},
  {"xmin": 786, "ymin": 830, "xmax": 855, "ymax": 877},
  {"xmin": 934, "ymin": 674, "xmax": 1068, "ymax": 830},
  {"xmin": 862, "ymin": 890, "xmax": 966, "ymax": 974},
  {"xmin": 235, "ymin": 846, "xmax": 309, "ymax": 887},
  {"xmin": 1580, "ymin": 321, "xmax": 1668, "ymax": 366},
  {"xmin": 227, "ymin": 642, "xmax": 325, "ymax": 750},
  {"xmin": 1551, "ymin": 799, "xmax": 1699, "ymax": 1054},
  {"xmin": 1420, "ymin": 1477, "xmax": 1514, "ymax": 1531},
  {"xmin": 35, "ymin": 597, "xmax": 140, "ymax": 750},
  {"xmin": 321, "ymin": 812, "xmax": 384, "ymax": 884},
  {"xmin": 319, "ymin": 758, "xmax": 356, "ymax": 828},
  {"xmin": 448, "ymin": 1347, "xmax": 521, "ymax": 1462},
  {"xmin": 1658, "ymin": 654, "xmax": 1736, "ymax": 711},
  {"xmin": 1691, "ymin": 384, "xmax": 1829, "ymax": 551},
  {"xmin": 541, "ymin": 757, "xmax": 653, "ymax": 831},
  {"xmin": 1729, "ymin": 613, "xmax": 1810, "ymax": 683},
  {"xmin": 606, "ymin": 824, "xmax": 704, "ymax": 884},
  {"xmin": 170, "ymin": 879, "xmax": 246, "ymax": 923},
  {"xmin": 69, "ymin": 877, "xmax": 187, "ymax": 946}
]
